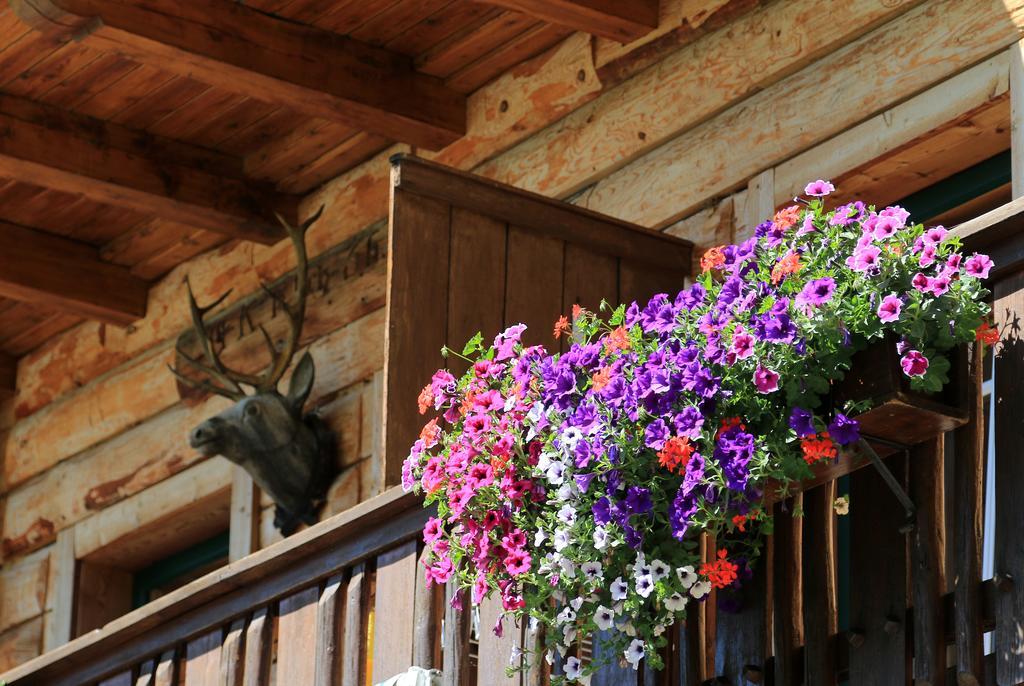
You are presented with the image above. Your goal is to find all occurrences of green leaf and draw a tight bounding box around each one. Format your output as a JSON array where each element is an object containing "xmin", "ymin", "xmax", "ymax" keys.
[{"xmin": 462, "ymin": 332, "xmax": 484, "ymax": 356}]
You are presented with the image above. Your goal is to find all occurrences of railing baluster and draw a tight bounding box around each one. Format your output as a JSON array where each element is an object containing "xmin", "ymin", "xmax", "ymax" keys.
[
  {"xmin": 341, "ymin": 564, "xmax": 368, "ymax": 686},
  {"xmin": 220, "ymin": 619, "xmax": 245, "ymax": 686},
  {"xmin": 801, "ymin": 482, "xmax": 837, "ymax": 686},
  {"xmin": 99, "ymin": 671, "xmax": 133, "ymax": 686},
  {"xmin": 372, "ymin": 540, "xmax": 418, "ymax": 682},
  {"xmin": 413, "ymin": 547, "xmax": 441, "ymax": 669},
  {"xmin": 442, "ymin": 582, "xmax": 471, "ymax": 686},
  {"xmin": 477, "ymin": 596, "xmax": 520, "ymax": 684},
  {"xmin": 773, "ymin": 495, "xmax": 803, "ymax": 686},
  {"xmin": 910, "ymin": 437, "xmax": 946, "ymax": 685},
  {"xmin": 316, "ymin": 576, "xmax": 344, "ymax": 686},
  {"xmin": 242, "ymin": 609, "xmax": 271, "ymax": 686},
  {"xmin": 277, "ymin": 587, "xmax": 320, "ymax": 684},
  {"xmin": 186, "ymin": 629, "xmax": 223, "ymax": 686},
  {"xmin": 953, "ymin": 341, "xmax": 984, "ymax": 685},
  {"xmin": 134, "ymin": 659, "xmax": 155, "ymax": 686}
]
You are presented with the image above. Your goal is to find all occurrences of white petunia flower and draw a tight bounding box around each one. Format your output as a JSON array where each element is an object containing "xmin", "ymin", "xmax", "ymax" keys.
[
  {"xmin": 559, "ymin": 558, "xmax": 577, "ymax": 579},
  {"xmin": 570, "ymin": 597, "xmax": 584, "ymax": 611},
  {"xmin": 690, "ymin": 580, "xmax": 712, "ymax": 599},
  {"xmin": 509, "ymin": 642, "xmax": 522, "ymax": 665},
  {"xmin": 565, "ymin": 656, "xmax": 583, "ymax": 680},
  {"xmin": 556, "ymin": 482, "xmax": 576, "ymax": 501},
  {"xmin": 557, "ymin": 606, "xmax": 577, "ymax": 624},
  {"xmin": 624, "ymin": 639, "xmax": 645, "ymax": 668},
  {"xmin": 581, "ymin": 561, "xmax": 602, "ymax": 582},
  {"xmin": 635, "ymin": 574, "xmax": 655, "ymax": 598},
  {"xmin": 536, "ymin": 451, "xmax": 553, "ymax": 472},
  {"xmin": 553, "ymin": 529, "xmax": 570, "ymax": 551},
  {"xmin": 561, "ymin": 427, "xmax": 583, "ymax": 453},
  {"xmin": 545, "ymin": 649, "xmax": 555, "ymax": 665},
  {"xmin": 593, "ymin": 527, "xmax": 609, "ymax": 550},
  {"xmin": 834, "ymin": 495, "xmax": 850, "ymax": 516},
  {"xmin": 558, "ymin": 503, "xmax": 577, "ymax": 525},
  {"xmin": 650, "ymin": 559, "xmax": 670, "ymax": 581},
  {"xmin": 677, "ymin": 565, "xmax": 698, "ymax": 588},
  {"xmin": 664, "ymin": 593, "xmax": 688, "ymax": 612},
  {"xmin": 610, "ymin": 577, "xmax": 629, "ymax": 601},
  {"xmin": 562, "ymin": 625, "xmax": 577, "ymax": 645},
  {"xmin": 534, "ymin": 529, "xmax": 547, "ymax": 547},
  {"xmin": 546, "ymin": 460, "xmax": 566, "ymax": 485},
  {"xmin": 593, "ymin": 605, "xmax": 615, "ymax": 631},
  {"xmin": 617, "ymin": 619, "xmax": 637, "ymax": 637}
]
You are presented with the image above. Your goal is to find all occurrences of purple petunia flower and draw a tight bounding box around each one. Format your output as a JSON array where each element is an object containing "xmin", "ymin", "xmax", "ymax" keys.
[
  {"xmin": 964, "ymin": 253, "xmax": 993, "ymax": 279},
  {"xmin": 795, "ymin": 277, "xmax": 836, "ymax": 310},
  {"xmin": 828, "ymin": 413, "xmax": 860, "ymax": 446},
  {"xmin": 789, "ymin": 407, "xmax": 815, "ymax": 437}
]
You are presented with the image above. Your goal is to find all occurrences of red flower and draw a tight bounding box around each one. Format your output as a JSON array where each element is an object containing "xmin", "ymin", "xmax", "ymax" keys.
[
  {"xmin": 801, "ymin": 432, "xmax": 837, "ymax": 464},
  {"xmin": 700, "ymin": 246, "xmax": 726, "ymax": 272},
  {"xmin": 976, "ymin": 322, "xmax": 999, "ymax": 346},
  {"xmin": 657, "ymin": 436, "xmax": 694, "ymax": 474},
  {"xmin": 700, "ymin": 549, "xmax": 739, "ymax": 589},
  {"xmin": 417, "ymin": 384, "xmax": 433, "ymax": 415}
]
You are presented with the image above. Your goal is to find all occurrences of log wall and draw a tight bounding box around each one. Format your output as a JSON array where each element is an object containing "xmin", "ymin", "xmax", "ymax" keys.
[{"xmin": 2, "ymin": 0, "xmax": 1024, "ymax": 673}]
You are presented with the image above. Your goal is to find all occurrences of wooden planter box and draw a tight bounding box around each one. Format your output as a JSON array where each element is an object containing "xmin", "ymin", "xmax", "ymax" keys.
[{"xmin": 774, "ymin": 340, "xmax": 970, "ymax": 498}]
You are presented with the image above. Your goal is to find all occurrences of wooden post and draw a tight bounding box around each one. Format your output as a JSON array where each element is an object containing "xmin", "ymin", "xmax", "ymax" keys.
[
  {"xmin": 442, "ymin": 582, "xmax": 470, "ymax": 686},
  {"xmin": 953, "ymin": 343, "xmax": 985, "ymax": 685},
  {"xmin": 229, "ymin": 467, "xmax": 258, "ymax": 561},
  {"xmin": 741, "ymin": 169, "xmax": 775, "ymax": 238},
  {"xmin": 42, "ymin": 528, "xmax": 75, "ymax": 652},
  {"xmin": 773, "ymin": 496, "xmax": 803, "ymax": 686},
  {"xmin": 802, "ymin": 482, "xmax": 837, "ymax": 686},
  {"xmin": 993, "ymin": 272, "xmax": 1024, "ymax": 683},
  {"xmin": 1010, "ymin": 39, "xmax": 1024, "ymax": 199},
  {"xmin": 909, "ymin": 437, "xmax": 945, "ymax": 686}
]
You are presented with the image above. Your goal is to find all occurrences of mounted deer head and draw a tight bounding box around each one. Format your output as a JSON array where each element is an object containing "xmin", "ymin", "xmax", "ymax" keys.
[{"xmin": 170, "ymin": 206, "xmax": 335, "ymax": 536}]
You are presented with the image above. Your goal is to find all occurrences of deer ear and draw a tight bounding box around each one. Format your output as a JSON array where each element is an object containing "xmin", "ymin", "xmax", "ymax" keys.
[{"xmin": 287, "ymin": 352, "xmax": 315, "ymax": 412}]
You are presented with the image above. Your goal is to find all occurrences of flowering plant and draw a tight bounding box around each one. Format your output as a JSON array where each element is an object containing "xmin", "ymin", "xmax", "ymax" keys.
[{"xmin": 402, "ymin": 181, "xmax": 994, "ymax": 682}]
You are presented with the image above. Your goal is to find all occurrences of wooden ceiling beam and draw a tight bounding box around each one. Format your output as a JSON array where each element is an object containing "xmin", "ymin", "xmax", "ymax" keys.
[
  {"xmin": 0, "ymin": 94, "xmax": 292, "ymax": 245},
  {"xmin": 476, "ymin": 0, "xmax": 659, "ymax": 42},
  {"xmin": 0, "ymin": 221, "xmax": 148, "ymax": 326},
  {"xmin": 12, "ymin": 0, "xmax": 466, "ymax": 150},
  {"xmin": 0, "ymin": 352, "xmax": 14, "ymax": 396}
]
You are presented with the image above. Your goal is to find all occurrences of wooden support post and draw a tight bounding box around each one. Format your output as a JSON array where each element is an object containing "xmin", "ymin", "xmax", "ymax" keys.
[
  {"xmin": 953, "ymin": 343, "xmax": 985, "ymax": 685},
  {"xmin": 413, "ymin": 547, "xmax": 441, "ymax": 669},
  {"xmin": 42, "ymin": 528, "xmax": 74, "ymax": 652},
  {"xmin": 315, "ymin": 576, "xmax": 343, "ymax": 686},
  {"xmin": 741, "ymin": 169, "xmax": 775, "ymax": 239},
  {"xmin": 773, "ymin": 496, "xmax": 803, "ymax": 686},
  {"xmin": 229, "ymin": 468, "xmax": 258, "ymax": 561},
  {"xmin": 442, "ymin": 582, "xmax": 471, "ymax": 686},
  {"xmin": 219, "ymin": 619, "xmax": 245, "ymax": 686},
  {"xmin": 910, "ymin": 437, "xmax": 946, "ymax": 686},
  {"xmin": 715, "ymin": 544, "xmax": 767, "ymax": 684},
  {"xmin": 340, "ymin": 566, "xmax": 367, "ymax": 686},
  {"xmin": 993, "ymin": 272, "xmax": 1024, "ymax": 683},
  {"xmin": 1011, "ymin": 38, "xmax": 1024, "ymax": 198},
  {"xmin": 802, "ymin": 482, "xmax": 837, "ymax": 686}
]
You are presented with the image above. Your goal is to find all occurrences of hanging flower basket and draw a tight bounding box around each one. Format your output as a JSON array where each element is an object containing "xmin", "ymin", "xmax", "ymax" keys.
[{"xmin": 402, "ymin": 181, "xmax": 994, "ymax": 683}]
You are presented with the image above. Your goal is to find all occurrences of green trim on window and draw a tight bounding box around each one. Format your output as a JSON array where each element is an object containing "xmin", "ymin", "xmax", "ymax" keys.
[
  {"xmin": 131, "ymin": 531, "xmax": 229, "ymax": 609},
  {"xmin": 897, "ymin": 150, "xmax": 1011, "ymax": 222}
]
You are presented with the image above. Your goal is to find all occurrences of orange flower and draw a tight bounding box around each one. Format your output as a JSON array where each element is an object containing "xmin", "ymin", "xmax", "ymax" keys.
[
  {"xmin": 419, "ymin": 418, "xmax": 441, "ymax": 447},
  {"xmin": 417, "ymin": 384, "xmax": 434, "ymax": 415},
  {"xmin": 700, "ymin": 549, "xmax": 739, "ymax": 589},
  {"xmin": 591, "ymin": 366, "xmax": 613, "ymax": 392},
  {"xmin": 700, "ymin": 246, "xmax": 726, "ymax": 272},
  {"xmin": 771, "ymin": 251, "xmax": 802, "ymax": 284},
  {"xmin": 572, "ymin": 303, "xmax": 584, "ymax": 319},
  {"xmin": 604, "ymin": 326, "xmax": 631, "ymax": 353},
  {"xmin": 553, "ymin": 315, "xmax": 570, "ymax": 339},
  {"xmin": 976, "ymin": 322, "xmax": 999, "ymax": 346},
  {"xmin": 801, "ymin": 432, "xmax": 837, "ymax": 465},
  {"xmin": 716, "ymin": 416, "xmax": 745, "ymax": 439},
  {"xmin": 772, "ymin": 205, "xmax": 802, "ymax": 231},
  {"xmin": 657, "ymin": 436, "xmax": 694, "ymax": 474}
]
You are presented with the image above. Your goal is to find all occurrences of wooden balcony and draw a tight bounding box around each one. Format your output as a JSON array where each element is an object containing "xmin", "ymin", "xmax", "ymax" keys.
[{"xmin": 2, "ymin": 167, "xmax": 1022, "ymax": 686}]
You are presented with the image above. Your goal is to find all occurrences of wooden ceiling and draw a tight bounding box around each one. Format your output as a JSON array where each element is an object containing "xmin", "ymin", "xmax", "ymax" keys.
[{"xmin": 0, "ymin": 0, "xmax": 660, "ymax": 390}]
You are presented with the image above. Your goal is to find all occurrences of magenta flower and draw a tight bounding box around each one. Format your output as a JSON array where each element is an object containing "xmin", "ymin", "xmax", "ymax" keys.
[
  {"xmin": 795, "ymin": 277, "xmax": 836, "ymax": 310},
  {"xmin": 754, "ymin": 366, "xmax": 780, "ymax": 393},
  {"xmin": 911, "ymin": 272, "xmax": 931, "ymax": 293},
  {"xmin": 872, "ymin": 215, "xmax": 902, "ymax": 240},
  {"xmin": 848, "ymin": 245, "xmax": 881, "ymax": 272},
  {"xmin": 929, "ymin": 276, "xmax": 950, "ymax": 297},
  {"xmin": 964, "ymin": 253, "xmax": 993, "ymax": 279},
  {"xmin": 804, "ymin": 179, "xmax": 835, "ymax": 196},
  {"xmin": 731, "ymin": 329, "xmax": 755, "ymax": 359},
  {"xmin": 900, "ymin": 350, "xmax": 929, "ymax": 377},
  {"xmin": 918, "ymin": 244, "xmax": 936, "ymax": 268},
  {"xmin": 797, "ymin": 214, "xmax": 816, "ymax": 236},
  {"xmin": 922, "ymin": 226, "xmax": 948, "ymax": 245},
  {"xmin": 877, "ymin": 295, "xmax": 902, "ymax": 323}
]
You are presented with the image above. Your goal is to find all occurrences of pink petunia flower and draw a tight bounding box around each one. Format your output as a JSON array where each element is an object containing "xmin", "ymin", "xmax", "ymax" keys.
[
  {"xmin": 918, "ymin": 244, "xmax": 937, "ymax": 268},
  {"xmin": 964, "ymin": 253, "xmax": 994, "ymax": 279},
  {"xmin": 877, "ymin": 295, "xmax": 902, "ymax": 323},
  {"xmin": 922, "ymin": 226, "xmax": 948, "ymax": 245},
  {"xmin": 848, "ymin": 245, "xmax": 882, "ymax": 272},
  {"xmin": 900, "ymin": 350, "xmax": 929, "ymax": 377},
  {"xmin": 805, "ymin": 179, "xmax": 835, "ymax": 196},
  {"xmin": 754, "ymin": 366, "xmax": 780, "ymax": 394},
  {"xmin": 911, "ymin": 272, "xmax": 932, "ymax": 293}
]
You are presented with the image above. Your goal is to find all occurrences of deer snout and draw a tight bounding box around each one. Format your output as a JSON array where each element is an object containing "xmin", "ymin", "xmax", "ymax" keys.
[{"xmin": 189, "ymin": 417, "xmax": 224, "ymax": 455}]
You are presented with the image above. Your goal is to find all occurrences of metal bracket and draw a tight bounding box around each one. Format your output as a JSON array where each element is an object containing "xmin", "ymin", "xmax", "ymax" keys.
[{"xmin": 855, "ymin": 438, "xmax": 916, "ymax": 533}]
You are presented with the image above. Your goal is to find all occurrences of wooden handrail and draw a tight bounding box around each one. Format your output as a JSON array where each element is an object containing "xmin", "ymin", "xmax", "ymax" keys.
[
  {"xmin": 952, "ymin": 197, "xmax": 1024, "ymax": 279},
  {"xmin": 1, "ymin": 487, "xmax": 430, "ymax": 686}
]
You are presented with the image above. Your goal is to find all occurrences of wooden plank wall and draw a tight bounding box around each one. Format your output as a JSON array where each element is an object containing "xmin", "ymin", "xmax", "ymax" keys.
[{"xmin": 2, "ymin": 0, "xmax": 1024, "ymax": 674}]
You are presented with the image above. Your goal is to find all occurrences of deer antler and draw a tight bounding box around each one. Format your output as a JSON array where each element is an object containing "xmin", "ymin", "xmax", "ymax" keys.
[
  {"xmin": 170, "ymin": 205, "xmax": 324, "ymax": 399},
  {"xmin": 254, "ymin": 205, "xmax": 323, "ymax": 393}
]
